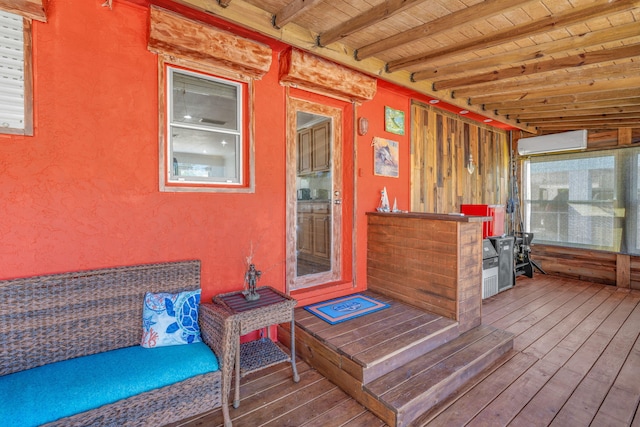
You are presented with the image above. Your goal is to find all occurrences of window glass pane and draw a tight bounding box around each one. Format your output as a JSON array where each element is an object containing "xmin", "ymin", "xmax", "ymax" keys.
[
  {"xmin": 525, "ymin": 154, "xmax": 616, "ymax": 251},
  {"xmin": 166, "ymin": 67, "xmax": 243, "ymax": 186},
  {"xmin": 170, "ymin": 126, "xmax": 239, "ymax": 183},
  {"xmin": 171, "ymin": 71, "xmax": 238, "ymax": 132},
  {"xmin": 524, "ymin": 146, "xmax": 640, "ymax": 255}
]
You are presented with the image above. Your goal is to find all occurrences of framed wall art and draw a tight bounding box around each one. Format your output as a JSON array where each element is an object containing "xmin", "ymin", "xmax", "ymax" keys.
[
  {"xmin": 384, "ymin": 106, "xmax": 405, "ymax": 135},
  {"xmin": 373, "ymin": 137, "xmax": 399, "ymax": 178}
]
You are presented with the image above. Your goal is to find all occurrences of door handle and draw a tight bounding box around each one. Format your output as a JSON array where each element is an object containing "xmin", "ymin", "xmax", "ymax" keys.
[{"xmin": 334, "ymin": 200, "xmax": 342, "ymax": 204}]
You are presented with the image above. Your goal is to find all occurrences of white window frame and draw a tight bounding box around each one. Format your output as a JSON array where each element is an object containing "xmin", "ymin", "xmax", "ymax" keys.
[
  {"xmin": 160, "ymin": 63, "xmax": 253, "ymax": 192},
  {"xmin": 0, "ymin": 10, "xmax": 32, "ymax": 136}
]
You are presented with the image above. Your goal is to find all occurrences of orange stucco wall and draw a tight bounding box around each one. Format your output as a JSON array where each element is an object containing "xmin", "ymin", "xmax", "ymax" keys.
[
  {"xmin": 1, "ymin": 0, "xmax": 290, "ymax": 303},
  {"xmin": 0, "ymin": 0, "xmax": 469, "ymax": 306}
]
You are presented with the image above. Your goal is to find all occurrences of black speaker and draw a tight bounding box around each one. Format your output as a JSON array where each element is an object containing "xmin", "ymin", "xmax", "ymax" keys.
[{"xmin": 489, "ymin": 236, "xmax": 515, "ymax": 292}]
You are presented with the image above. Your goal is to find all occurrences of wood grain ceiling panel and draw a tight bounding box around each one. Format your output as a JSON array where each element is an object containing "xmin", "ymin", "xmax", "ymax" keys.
[{"xmin": 175, "ymin": 0, "xmax": 640, "ymax": 134}]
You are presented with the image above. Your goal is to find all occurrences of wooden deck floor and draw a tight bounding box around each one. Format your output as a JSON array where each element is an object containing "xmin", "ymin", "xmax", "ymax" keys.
[{"xmin": 175, "ymin": 275, "xmax": 640, "ymax": 426}]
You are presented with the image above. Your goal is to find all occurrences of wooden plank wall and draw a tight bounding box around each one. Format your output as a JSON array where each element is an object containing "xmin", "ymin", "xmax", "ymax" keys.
[
  {"xmin": 533, "ymin": 245, "xmax": 640, "ymax": 290},
  {"xmin": 532, "ymin": 245, "xmax": 617, "ymax": 286},
  {"xmin": 631, "ymin": 256, "xmax": 640, "ymax": 290},
  {"xmin": 457, "ymin": 221, "xmax": 483, "ymax": 332},
  {"xmin": 367, "ymin": 213, "xmax": 482, "ymax": 333},
  {"xmin": 410, "ymin": 101, "xmax": 510, "ymax": 214},
  {"xmin": 411, "ymin": 119, "xmax": 639, "ymax": 289},
  {"xmin": 367, "ymin": 215, "xmax": 458, "ymax": 320}
]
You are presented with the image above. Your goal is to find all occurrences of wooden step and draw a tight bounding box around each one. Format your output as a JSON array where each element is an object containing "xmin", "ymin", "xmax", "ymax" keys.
[
  {"xmin": 292, "ymin": 292, "xmax": 460, "ymax": 384},
  {"xmin": 364, "ymin": 325, "xmax": 514, "ymax": 427},
  {"xmin": 356, "ymin": 316, "xmax": 459, "ymax": 384}
]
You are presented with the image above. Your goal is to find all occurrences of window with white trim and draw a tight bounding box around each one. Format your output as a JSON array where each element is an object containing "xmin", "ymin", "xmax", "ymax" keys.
[
  {"xmin": 163, "ymin": 66, "xmax": 246, "ymax": 189},
  {"xmin": 0, "ymin": 10, "xmax": 32, "ymax": 135}
]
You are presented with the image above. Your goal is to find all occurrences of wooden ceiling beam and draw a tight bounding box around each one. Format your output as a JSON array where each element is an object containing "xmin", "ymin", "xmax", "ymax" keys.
[
  {"xmin": 523, "ymin": 112, "xmax": 640, "ymax": 123},
  {"xmin": 171, "ymin": 0, "xmax": 536, "ymax": 133},
  {"xmin": 411, "ymin": 22, "xmax": 640, "ymax": 81},
  {"xmin": 483, "ymin": 89, "xmax": 640, "ymax": 111},
  {"xmin": 386, "ymin": 0, "xmax": 639, "ymax": 73},
  {"xmin": 467, "ymin": 77, "xmax": 640, "ymax": 109},
  {"xmin": 428, "ymin": 44, "xmax": 640, "ymax": 90},
  {"xmin": 524, "ymin": 119, "xmax": 640, "ymax": 130},
  {"xmin": 272, "ymin": 0, "xmax": 323, "ymax": 29},
  {"xmin": 318, "ymin": 0, "xmax": 424, "ymax": 47},
  {"xmin": 354, "ymin": 0, "xmax": 529, "ymax": 60},
  {"xmin": 498, "ymin": 99, "xmax": 640, "ymax": 116},
  {"xmin": 456, "ymin": 62, "xmax": 640, "ymax": 100},
  {"xmin": 468, "ymin": 76, "xmax": 640, "ymax": 106}
]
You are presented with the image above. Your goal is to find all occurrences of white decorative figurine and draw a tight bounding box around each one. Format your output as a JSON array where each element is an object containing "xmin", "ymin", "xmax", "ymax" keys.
[{"xmin": 377, "ymin": 186, "xmax": 390, "ymax": 212}]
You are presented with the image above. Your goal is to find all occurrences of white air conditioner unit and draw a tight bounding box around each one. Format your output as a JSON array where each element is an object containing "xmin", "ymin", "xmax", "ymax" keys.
[{"xmin": 517, "ymin": 130, "xmax": 588, "ymax": 155}]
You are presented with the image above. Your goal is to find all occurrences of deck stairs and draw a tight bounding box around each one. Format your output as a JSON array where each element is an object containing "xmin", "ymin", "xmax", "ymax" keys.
[{"xmin": 279, "ymin": 292, "xmax": 513, "ymax": 427}]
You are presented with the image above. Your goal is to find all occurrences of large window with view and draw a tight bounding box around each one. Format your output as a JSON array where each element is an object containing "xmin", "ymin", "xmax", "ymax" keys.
[
  {"xmin": 523, "ymin": 146, "xmax": 640, "ymax": 255},
  {"xmin": 163, "ymin": 66, "xmax": 246, "ymax": 190}
]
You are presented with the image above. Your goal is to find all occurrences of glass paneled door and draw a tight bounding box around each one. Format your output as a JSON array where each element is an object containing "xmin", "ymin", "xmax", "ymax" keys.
[{"xmin": 286, "ymin": 98, "xmax": 342, "ymax": 291}]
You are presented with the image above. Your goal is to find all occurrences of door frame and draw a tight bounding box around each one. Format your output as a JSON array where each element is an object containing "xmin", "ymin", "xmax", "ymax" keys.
[{"xmin": 286, "ymin": 96, "xmax": 343, "ymax": 292}]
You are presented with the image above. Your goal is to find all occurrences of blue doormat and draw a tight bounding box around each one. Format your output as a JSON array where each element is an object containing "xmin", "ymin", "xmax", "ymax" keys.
[{"xmin": 304, "ymin": 294, "xmax": 390, "ymax": 325}]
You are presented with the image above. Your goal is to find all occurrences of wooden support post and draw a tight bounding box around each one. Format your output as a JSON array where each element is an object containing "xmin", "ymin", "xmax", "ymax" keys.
[
  {"xmin": 616, "ymin": 254, "xmax": 630, "ymax": 289},
  {"xmin": 618, "ymin": 128, "xmax": 632, "ymax": 146}
]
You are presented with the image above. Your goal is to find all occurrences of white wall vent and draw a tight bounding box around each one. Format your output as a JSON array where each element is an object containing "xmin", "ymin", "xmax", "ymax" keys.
[{"xmin": 517, "ymin": 130, "xmax": 588, "ymax": 155}]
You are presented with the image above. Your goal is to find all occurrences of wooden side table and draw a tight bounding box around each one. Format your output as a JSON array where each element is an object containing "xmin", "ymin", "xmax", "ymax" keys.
[{"xmin": 213, "ymin": 286, "xmax": 300, "ymax": 408}]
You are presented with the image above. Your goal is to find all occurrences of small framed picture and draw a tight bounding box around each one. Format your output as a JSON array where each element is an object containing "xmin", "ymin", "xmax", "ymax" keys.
[
  {"xmin": 373, "ymin": 137, "xmax": 399, "ymax": 178},
  {"xmin": 384, "ymin": 106, "xmax": 405, "ymax": 135}
]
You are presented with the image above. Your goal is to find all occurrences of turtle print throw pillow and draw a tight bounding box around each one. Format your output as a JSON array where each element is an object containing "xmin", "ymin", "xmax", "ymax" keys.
[{"xmin": 141, "ymin": 290, "xmax": 202, "ymax": 348}]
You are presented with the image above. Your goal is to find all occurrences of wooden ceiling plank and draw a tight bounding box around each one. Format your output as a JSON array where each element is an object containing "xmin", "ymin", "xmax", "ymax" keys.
[
  {"xmin": 354, "ymin": 0, "xmax": 530, "ymax": 60},
  {"xmin": 530, "ymin": 124, "xmax": 640, "ymax": 131},
  {"xmin": 521, "ymin": 111, "xmax": 640, "ymax": 122},
  {"xmin": 318, "ymin": 0, "xmax": 426, "ymax": 47},
  {"xmin": 525, "ymin": 118, "xmax": 640, "ymax": 127},
  {"xmin": 515, "ymin": 102, "xmax": 640, "ymax": 114},
  {"xmin": 173, "ymin": 0, "xmax": 536, "ymax": 132},
  {"xmin": 456, "ymin": 61, "xmax": 640, "ymax": 99},
  {"xmin": 514, "ymin": 110, "xmax": 640, "ymax": 122},
  {"xmin": 468, "ymin": 76, "xmax": 640, "ymax": 106},
  {"xmin": 386, "ymin": 0, "xmax": 639, "ymax": 73},
  {"xmin": 497, "ymin": 98, "xmax": 640, "ymax": 119},
  {"xmin": 428, "ymin": 43, "xmax": 640, "ymax": 90},
  {"xmin": 415, "ymin": 22, "xmax": 640, "ymax": 81},
  {"xmin": 273, "ymin": 0, "xmax": 324, "ymax": 29},
  {"xmin": 483, "ymin": 89, "xmax": 640, "ymax": 111}
]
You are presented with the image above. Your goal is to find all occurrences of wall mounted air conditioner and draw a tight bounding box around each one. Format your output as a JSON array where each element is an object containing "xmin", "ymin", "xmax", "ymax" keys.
[{"xmin": 517, "ymin": 129, "xmax": 588, "ymax": 155}]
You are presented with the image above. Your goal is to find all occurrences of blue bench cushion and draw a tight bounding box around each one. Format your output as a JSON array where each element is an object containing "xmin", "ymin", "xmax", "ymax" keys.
[{"xmin": 0, "ymin": 342, "xmax": 219, "ymax": 427}]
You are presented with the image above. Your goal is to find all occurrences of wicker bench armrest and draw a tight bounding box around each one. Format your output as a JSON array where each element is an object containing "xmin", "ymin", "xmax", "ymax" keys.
[{"xmin": 200, "ymin": 303, "xmax": 239, "ymax": 362}]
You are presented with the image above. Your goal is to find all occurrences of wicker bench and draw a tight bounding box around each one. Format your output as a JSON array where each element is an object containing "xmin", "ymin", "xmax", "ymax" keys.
[{"xmin": 0, "ymin": 260, "xmax": 235, "ymax": 427}]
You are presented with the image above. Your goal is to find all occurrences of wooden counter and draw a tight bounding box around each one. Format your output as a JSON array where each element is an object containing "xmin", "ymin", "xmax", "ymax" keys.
[{"xmin": 366, "ymin": 212, "xmax": 487, "ymax": 333}]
